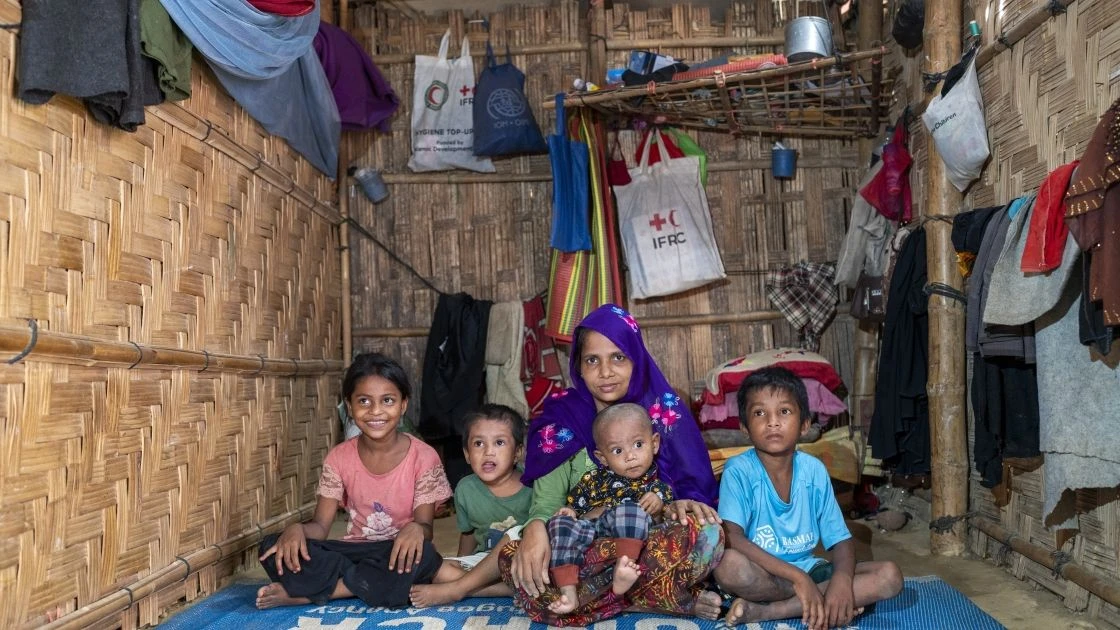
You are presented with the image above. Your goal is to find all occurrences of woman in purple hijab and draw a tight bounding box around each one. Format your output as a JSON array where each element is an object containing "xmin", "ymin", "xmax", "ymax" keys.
[{"xmin": 410, "ymin": 305, "xmax": 723, "ymax": 624}]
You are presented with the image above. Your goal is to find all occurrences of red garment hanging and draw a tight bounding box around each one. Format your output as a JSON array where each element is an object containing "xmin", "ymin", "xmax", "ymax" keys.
[
  {"xmin": 860, "ymin": 122, "xmax": 913, "ymax": 222},
  {"xmin": 1021, "ymin": 160, "xmax": 1079, "ymax": 272},
  {"xmin": 248, "ymin": 0, "xmax": 315, "ymax": 17}
]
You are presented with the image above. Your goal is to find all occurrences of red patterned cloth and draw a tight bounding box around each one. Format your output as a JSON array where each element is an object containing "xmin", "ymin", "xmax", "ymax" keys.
[
  {"xmin": 521, "ymin": 295, "xmax": 563, "ymax": 383},
  {"xmin": 701, "ymin": 348, "xmax": 844, "ymax": 406},
  {"xmin": 247, "ymin": 0, "xmax": 315, "ymax": 16},
  {"xmin": 498, "ymin": 520, "xmax": 724, "ymax": 626}
]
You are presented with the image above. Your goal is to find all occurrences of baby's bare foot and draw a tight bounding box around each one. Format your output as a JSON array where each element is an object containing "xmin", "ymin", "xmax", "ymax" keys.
[
  {"xmin": 255, "ymin": 583, "xmax": 311, "ymax": 609},
  {"xmin": 548, "ymin": 586, "xmax": 578, "ymax": 614},
  {"xmin": 611, "ymin": 556, "xmax": 641, "ymax": 596}
]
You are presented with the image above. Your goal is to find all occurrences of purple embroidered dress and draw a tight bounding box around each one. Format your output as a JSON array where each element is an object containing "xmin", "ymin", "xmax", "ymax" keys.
[{"xmin": 522, "ymin": 304, "xmax": 718, "ymax": 505}]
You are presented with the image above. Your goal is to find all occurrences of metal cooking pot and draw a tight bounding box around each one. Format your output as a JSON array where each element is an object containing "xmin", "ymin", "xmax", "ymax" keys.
[{"xmin": 785, "ymin": 16, "xmax": 834, "ymax": 63}]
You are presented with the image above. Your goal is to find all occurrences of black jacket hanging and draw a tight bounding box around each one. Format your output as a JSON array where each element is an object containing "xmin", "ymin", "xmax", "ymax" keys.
[{"xmin": 419, "ymin": 293, "xmax": 492, "ymax": 441}]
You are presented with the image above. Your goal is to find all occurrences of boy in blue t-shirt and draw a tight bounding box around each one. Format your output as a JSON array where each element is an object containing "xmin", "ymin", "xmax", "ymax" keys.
[{"xmin": 715, "ymin": 367, "xmax": 902, "ymax": 630}]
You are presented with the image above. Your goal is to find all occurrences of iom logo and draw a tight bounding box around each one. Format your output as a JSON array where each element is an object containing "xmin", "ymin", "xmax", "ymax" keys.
[
  {"xmin": 425, "ymin": 81, "xmax": 449, "ymax": 111},
  {"xmin": 487, "ymin": 88, "xmax": 526, "ymax": 119},
  {"xmin": 752, "ymin": 525, "xmax": 778, "ymax": 551}
]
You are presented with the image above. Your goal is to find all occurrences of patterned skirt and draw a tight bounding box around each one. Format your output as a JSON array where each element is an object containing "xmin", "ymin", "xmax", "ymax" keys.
[{"xmin": 497, "ymin": 520, "xmax": 724, "ymax": 626}]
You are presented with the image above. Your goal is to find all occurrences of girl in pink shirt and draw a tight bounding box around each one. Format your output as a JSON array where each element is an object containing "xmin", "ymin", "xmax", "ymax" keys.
[{"xmin": 256, "ymin": 353, "xmax": 453, "ymax": 609}]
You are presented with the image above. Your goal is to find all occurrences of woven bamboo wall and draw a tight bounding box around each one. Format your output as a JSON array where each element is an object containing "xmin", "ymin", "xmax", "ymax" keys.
[
  {"xmin": 888, "ymin": 0, "xmax": 1120, "ymax": 623},
  {"xmin": 0, "ymin": 2, "xmax": 344, "ymax": 627},
  {"xmin": 348, "ymin": 0, "xmax": 861, "ymax": 402}
]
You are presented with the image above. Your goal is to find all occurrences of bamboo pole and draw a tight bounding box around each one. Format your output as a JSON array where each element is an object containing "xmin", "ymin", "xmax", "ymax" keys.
[
  {"xmin": 970, "ymin": 517, "xmax": 1120, "ymax": 609},
  {"xmin": 851, "ymin": 0, "xmax": 883, "ymax": 438},
  {"xmin": 372, "ymin": 41, "xmax": 585, "ymax": 65},
  {"xmin": 338, "ymin": 0, "xmax": 353, "ymax": 364},
  {"xmin": 543, "ymin": 48, "xmax": 887, "ymax": 108},
  {"xmin": 973, "ymin": 0, "xmax": 1075, "ymax": 67},
  {"xmin": 28, "ymin": 503, "xmax": 315, "ymax": 630},
  {"xmin": 0, "ymin": 326, "xmax": 344, "ymax": 375},
  {"xmin": 603, "ymin": 35, "xmax": 785, "ymax": 49},
  {"xmin": 351, "ymin": 306, "xmax": 851, "ymax": 338},
  {"xmin": 588, "ymin": 0, "xmax": 608, "ymax": 87},
  {"xmin": 924, "ymin": 0, "xmax": 968, "ymax": 557},
  {"xmin": 376, "ymin": 154, "xmax": 862, "ymax": 185}
]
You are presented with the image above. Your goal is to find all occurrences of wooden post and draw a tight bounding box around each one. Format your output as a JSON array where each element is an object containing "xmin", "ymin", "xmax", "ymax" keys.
[
  {"xmin": 338, "ymin": 0, "xmax": 353, "ymax": 363},
  {"xmin": 851, "ymin": 0, "xmax": 883, "ymax": 438},
  {"xmin": 923, "ymin": 0, "xmax": 968, "ymax": 556},
  {"xmin": 588, "ymin": 0, "xmax": 607, "ymax": 86}
]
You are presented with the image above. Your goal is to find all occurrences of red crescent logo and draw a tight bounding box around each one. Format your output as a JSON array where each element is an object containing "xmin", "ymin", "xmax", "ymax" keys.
[{"xmin": 668, "ymin": 209, "xmax": 681, "ymax": 227}]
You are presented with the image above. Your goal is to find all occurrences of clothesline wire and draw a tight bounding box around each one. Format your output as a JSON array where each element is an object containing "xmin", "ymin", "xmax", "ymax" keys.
[{"xmin": 340, "ymin": 217, "xmax": 548, "ymax": 302}]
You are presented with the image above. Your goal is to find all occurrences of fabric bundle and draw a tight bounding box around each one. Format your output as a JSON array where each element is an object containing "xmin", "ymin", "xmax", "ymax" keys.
[
  {"xmin": 248, "ymin": 0, "xmax": 315, "ymax": 16},
  {"xmin": 160, "ymin": 0, "xmax": 340, "ymax": 175},
  {"xmin": 765, "ymin": 262, "xmax": 839, "ymax": 352},
  {"xmin": 313, "ymin": 21, "xmax": 399, "ymax": 132},
  {"xmin": 18, "ymin": 0, "xmax": 159, "ymax": 130},
  {"xmin": 140, "ymin": 0, "xmax": 193, "ymax": 101}
]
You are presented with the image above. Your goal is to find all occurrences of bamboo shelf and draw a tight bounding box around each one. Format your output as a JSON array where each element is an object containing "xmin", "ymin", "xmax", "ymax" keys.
[{"xmin": 550, "ymin": 48, "xmax": 891, "ymax": 139}]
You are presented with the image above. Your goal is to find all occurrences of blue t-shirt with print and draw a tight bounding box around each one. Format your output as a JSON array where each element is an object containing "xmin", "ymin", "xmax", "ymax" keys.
[{"xmin": 718, "ymin": 449, "xmax": 851, "ymax": 573}]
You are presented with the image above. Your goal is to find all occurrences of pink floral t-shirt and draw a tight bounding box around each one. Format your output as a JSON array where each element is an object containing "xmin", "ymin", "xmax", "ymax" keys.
[{"xmin": 317, "ymin": 435, "xmax": 452, "ymax": 542}]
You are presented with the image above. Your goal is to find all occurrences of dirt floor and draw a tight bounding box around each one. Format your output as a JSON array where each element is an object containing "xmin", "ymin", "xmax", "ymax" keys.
[{"xmin": 231, "ymin": 510, "xmax": 1110, "ymax": 629}]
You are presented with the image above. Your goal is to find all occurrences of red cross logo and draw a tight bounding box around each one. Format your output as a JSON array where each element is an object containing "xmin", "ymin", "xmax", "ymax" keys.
[
  {"xmin": 460, "ymin": 85, "xmax": 473, "ymax": 96},
  {"xmin": 648, "ymin": 213, "xmax": 667, "ymax": 231}
]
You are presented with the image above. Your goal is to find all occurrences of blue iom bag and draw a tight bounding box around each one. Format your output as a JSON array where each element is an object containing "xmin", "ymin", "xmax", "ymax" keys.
[
  {"xmin": 548, "ymin": 93, "xmax": 591, "ymax": 252},
  {"xmin": 473, "ymin": 41, "xmax": 547, "ymax": 157}
]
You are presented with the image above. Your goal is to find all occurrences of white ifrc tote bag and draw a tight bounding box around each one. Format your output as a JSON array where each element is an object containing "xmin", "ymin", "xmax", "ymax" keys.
[
  {"xmin": 407, "ymin": 30, "xmax": 495, "ymax": 173},
  {"xmin": 613, "ymin": 130, "xmax": 726, "ymax": 299}
]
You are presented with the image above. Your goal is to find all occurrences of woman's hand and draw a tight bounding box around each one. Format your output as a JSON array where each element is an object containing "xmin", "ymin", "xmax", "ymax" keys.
[
  {"xmin": 389, "ymin": 522, "xmax": 426, "ymax": 573},
  {"xmin": 259, "ymin": 523, "xmax": 310, "ymax": 576},
  {"xmin": 510, "ymin": 519, "xmax": 551, "ymax": 598},
  {"xmin": 664, "ymin": 499, "xmax": 721, "ymax": 526}
]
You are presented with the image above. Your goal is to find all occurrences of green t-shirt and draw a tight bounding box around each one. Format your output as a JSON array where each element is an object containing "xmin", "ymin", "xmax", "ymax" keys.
[
  {"xmin": 526, "ymin": 449, "xmax": 597, "ymax": 523},
  {"xmin": 454, "ymin": 474, "xmax": 534, "ymax": 553}
]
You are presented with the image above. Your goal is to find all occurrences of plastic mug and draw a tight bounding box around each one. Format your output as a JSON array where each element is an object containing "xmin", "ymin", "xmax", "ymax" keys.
[{"xmin": 354, "ymin": 167, "xmax": 389, "ymax": 204}]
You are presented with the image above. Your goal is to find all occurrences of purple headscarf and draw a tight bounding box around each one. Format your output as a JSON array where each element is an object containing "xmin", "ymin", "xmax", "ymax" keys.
[{"xmin": 522, "ymin": 304, "xmax": 718, "ymax": 505}]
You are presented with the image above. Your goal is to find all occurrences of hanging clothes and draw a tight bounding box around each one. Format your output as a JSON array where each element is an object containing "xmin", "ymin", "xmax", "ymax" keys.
[
  {"xmin": 1065, "ymin": 99, "xmax": 1120, "ymax": 325},
  {"xmin": 248, "ymin": 0, "xmax": 315, "ymax": 16},
  {"xmin": 869, "ymin": 228, "xmax": 929, "ymax": 475},
  {"xmin": 313, "ymin": 21, "xmax": 400, "ymax": 132},
  {"xmin": 765, "ymin": 262, "xmax": 839, "ymax": 352},
  {"xmin": 1021, "ymin": 161, "xmax": 1079, "ymax": 273},
  {"xmin": 420, "ymin": 293, "xmax": 492, "ymax": 486},
  {"xmin": 1035, "ymin": 257, "xmax": 1120, "ymax": 528},
  {"xmin": 835, "ymin": 161, "xmax": 895, "ymax": 289},
  {"xmin": 18, "ymin": 0, "xmax": 152, "ymax": 131},
  {"xmin": 139, "ymin": 0, "xmax": 193, "ymax": 101},
  {"xmin": 484, "ymin": 301, "xmax": 529, "ymax": 419},
  {"xmin": 951, "ymin": 205, "xmax": 1001, "ymax": 278},
  {"xmin": 160, "ymin": 0, "xmax": 340, "ymax": 175}
]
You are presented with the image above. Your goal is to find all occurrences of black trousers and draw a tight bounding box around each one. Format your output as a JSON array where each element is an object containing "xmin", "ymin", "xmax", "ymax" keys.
[{"xmin": 259, "ymin": 534, "xmax": 443, "ymax": 607}]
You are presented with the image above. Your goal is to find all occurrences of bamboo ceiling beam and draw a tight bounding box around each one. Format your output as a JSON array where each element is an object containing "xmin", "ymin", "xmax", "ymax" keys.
[
  {"xmin": 369, "ymin": 34, "xmax": 787, "ymax": 65},
  {"xmin": 923, "ymin": 0, "xmax": 969, "ymax": 557},
  {"xmin": 0, "ymin": 325, "xmax": 344, "ymax": 375}
]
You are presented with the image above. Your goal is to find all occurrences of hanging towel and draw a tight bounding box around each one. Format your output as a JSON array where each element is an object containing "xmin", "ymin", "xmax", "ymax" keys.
[
  {"xmin": 314, "ymin": 21, "xmax": 400, "ymax": 132},
  {"xmin": 484, "ymin": 302, "xmax": 529, "ymax": 418},
  {"xmin": 248, "ymin": 0, "xmax": 315, "ymax": 16},
  {"xmin": 1035, "ymin": 258, "xmax": 1120, "ymax": 528},
  {"xmin": 140, "ymin": 0, "xmax": 193, "ymax": 101},
  {"xmin": 18, "ymin": 0, "xmax": 149, "ymax": 131},
  {"xmin": 161, "ymin": 0, "xmax": 339, "ymax": 175}
]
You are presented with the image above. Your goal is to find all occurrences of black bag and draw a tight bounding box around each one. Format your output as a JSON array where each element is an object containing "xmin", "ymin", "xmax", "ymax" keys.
[
  {"xmin": 850, "ymin": 272, "xmax": 887, "ymax": 322},
  {"xmin": 472, "ymin": 41, "xmax": 547, "ymax": 157},
  {"xmin": 892, "ymin": 0, "xmax": 925, "ymax": 50}
]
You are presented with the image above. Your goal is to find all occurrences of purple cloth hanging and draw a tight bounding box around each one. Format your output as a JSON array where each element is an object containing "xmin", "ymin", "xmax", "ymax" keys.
[{"xmin": 313, "ymin": 21, "xmax": 399, "ymax": 132}]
